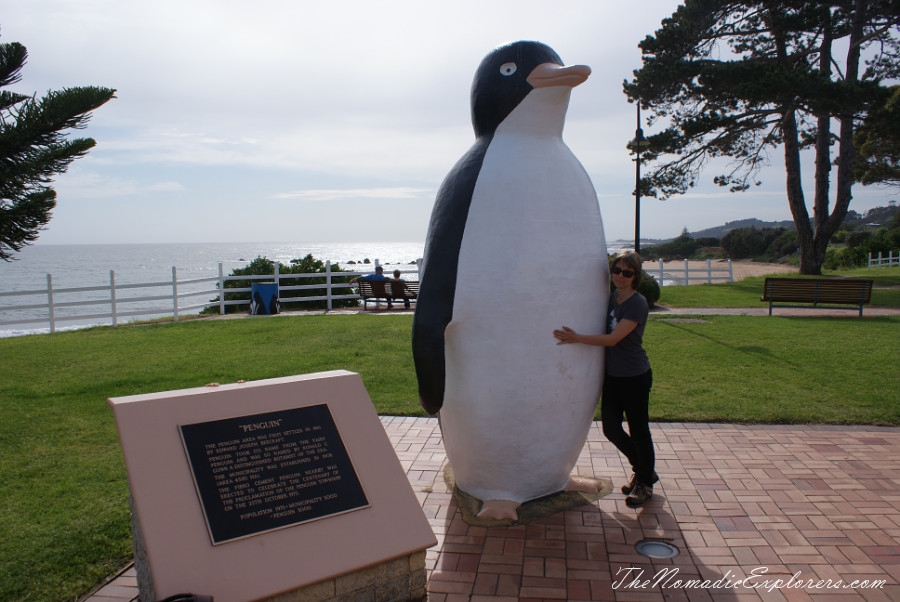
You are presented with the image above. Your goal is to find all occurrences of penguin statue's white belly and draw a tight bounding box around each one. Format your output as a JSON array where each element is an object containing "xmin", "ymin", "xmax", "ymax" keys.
[{"xmin": 439, "ymin": 86, "xmax": 608, "ymax": 504}]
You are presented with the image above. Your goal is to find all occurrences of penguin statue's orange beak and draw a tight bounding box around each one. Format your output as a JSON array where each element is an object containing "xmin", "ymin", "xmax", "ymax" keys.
[{"xmin": 526, "ymin": 62, "xmax": 591, "ymax": 89}]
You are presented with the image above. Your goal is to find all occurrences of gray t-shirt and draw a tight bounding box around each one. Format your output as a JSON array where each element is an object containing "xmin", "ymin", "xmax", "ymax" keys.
[{"xmin": 605, "ymin": 290, "xmax": 651, "ymax": 377}]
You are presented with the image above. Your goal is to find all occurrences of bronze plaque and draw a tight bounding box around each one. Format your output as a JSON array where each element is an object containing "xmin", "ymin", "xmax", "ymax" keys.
[{"xmin": 180, "ymin": 404, "xmax": 369, "ymax": 544}]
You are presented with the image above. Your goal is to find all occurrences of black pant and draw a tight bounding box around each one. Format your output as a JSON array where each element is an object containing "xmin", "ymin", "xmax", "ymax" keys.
[{"xmin": 600, "ymin": 369, "xmax": 655, "ymax": 485}]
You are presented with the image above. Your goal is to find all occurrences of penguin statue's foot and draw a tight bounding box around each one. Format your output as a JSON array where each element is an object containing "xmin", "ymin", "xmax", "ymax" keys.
[
  {"xmin": 476, "ymin": 499, "xmax": 521, "ymax": 521},
  {"xmin": 565, "ymin": 475, "xmax": 604, "ymax": 494}
]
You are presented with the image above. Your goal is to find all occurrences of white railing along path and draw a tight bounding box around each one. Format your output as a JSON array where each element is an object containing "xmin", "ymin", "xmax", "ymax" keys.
[
  {"xmin": 0, "ymin": 261, "xmax": 419, "ymax": 335},
  {"xmin": 645, "ymin": 258, "xmax": 734, "ymax": 286},
  {"xmin": 1, "ymin": 258, "xmax": 735, "ymax": 335},
  {"xmin": 868, "ymin": 251, "xmax": 900, "ymax": 268}
]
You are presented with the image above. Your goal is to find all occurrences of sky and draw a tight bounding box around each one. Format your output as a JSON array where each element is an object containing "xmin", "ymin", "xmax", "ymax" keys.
[{"xmin": 3, "ymin": 1, "xmax": 898, "ymax": 246}]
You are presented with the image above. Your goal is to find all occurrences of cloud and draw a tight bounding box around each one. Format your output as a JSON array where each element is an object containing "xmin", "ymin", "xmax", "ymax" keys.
[
  {"xmin": 5, "ymin": 0, "xmax": 896, "ymax": 246},
  {"xmin": 52, "ymin": 170, "xmax": 185, "ymax": 199},
  {"xmin": 273, "ymin": 187, "xmax": 431, "ymax": 201},
  {"xmin": 51, "ymin": 171, "xmax": 140, "ymax": 199},
  {"xmin": 147, "ymin": 181, "xmax": 186, "ymax": 192}
]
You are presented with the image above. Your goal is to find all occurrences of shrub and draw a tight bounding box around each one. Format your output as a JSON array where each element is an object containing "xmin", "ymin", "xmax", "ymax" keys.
[
  {"xmin": 639, "ymin": 271, "xmax": 661, "ymax": 308},
  {"xmin": 720, "ymin": 227, "xmax": 798, "ymax": 261},
  {"xmin": 846, "ymin": 230, "xmax": 874, "ymax": 248},
  {"xmin": 695, "ymin": 237, "xmax": 720, "ymax": 248},
  {"xmin": 721, "ymin": 227, "xmax": 768, "ymax": 258},
  {"xmin": 203, "ymin": 254, "xmax": 359, "ymax": 314},
  {"xmin": 825, "ymin": 227, "xmax": 900, "ymax": 269},
  {"xmin": 766, "ymin": 229, "xmax": 799, "ymax": 260},
  {"xmin": 825, "ymin": 246, "xmax": 867, "ymax": 270}
]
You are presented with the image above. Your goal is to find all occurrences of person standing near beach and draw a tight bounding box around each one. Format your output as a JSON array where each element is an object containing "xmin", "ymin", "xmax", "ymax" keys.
[{"xmin": 553, "ymin": 251, "xmax": 657, "ymax": 506}]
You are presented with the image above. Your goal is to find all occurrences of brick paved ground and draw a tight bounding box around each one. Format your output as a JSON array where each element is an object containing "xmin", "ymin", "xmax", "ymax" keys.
[{"xmin": 85, "ymin": 417, "xmax": 900, "ymax": 602}]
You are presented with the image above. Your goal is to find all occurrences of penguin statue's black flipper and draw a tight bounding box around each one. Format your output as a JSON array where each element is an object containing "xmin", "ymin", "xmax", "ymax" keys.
[
  {"xmin": 412, "ymin": 41, "xmax": 567, "ymax": 415},
  {"xmin": 412, "ymin": 137, "xmax": 491, "ymax": 415}
]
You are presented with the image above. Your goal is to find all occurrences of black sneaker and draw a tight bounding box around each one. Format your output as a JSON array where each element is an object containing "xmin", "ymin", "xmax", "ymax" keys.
[
  {"xmin": 621, "ymin": 472, "xmax": 659, "ymax": 495},
  {"xmin": 625, "ymin": 483, "xmax": 653, "ymax": 507}
]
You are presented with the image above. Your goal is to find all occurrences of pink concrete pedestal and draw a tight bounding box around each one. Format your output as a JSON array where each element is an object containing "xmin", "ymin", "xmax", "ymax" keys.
[{"xmin": 108, "ymin": 371, "xmax": 436, "ymax": 602}]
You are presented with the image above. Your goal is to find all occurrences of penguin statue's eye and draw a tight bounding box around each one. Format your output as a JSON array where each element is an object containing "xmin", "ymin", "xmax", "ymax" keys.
[{"xmin": 499, "ymin": 62, "xmax": 517, "ymax": 76}]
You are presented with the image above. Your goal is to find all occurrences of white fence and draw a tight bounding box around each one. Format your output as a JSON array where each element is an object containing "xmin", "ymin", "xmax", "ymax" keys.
[
  {"xmin": 0, "ymin": 261, "xmax": 420, "ymax": 335},
  {"xmin": 646, "ymin": 258, "xmax": 734, "ymax": 286},
  {"xmin": 868, "ymin": 251, "xmax": 900, "ymax": 268},
  {"xmin": 1, "ymin": 257, "xmax": 737, "ymax": 335}
]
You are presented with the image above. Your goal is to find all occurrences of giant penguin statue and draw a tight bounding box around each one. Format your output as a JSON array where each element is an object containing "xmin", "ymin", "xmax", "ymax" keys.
[{"xmin": 412, "ymin": 41, "xmax": 608, "ymax": 520}]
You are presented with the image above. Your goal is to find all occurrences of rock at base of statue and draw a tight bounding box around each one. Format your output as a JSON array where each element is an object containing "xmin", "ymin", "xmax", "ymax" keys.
[{"xmin": 443, "ymin": 464, "xmax": 612, "ymax": 527}]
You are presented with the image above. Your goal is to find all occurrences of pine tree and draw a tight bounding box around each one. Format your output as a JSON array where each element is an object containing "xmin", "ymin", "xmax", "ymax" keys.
[
  {"xmin": 854, "ymin": 85, "xmax": 900, "ymax": 188},
  {"xmin": 625, "ymin": 1, "xmax": 900, "ymax": 274},
  {"xmin": 0, "ymin": 29, "xmax": 115, "ymax": 261}
]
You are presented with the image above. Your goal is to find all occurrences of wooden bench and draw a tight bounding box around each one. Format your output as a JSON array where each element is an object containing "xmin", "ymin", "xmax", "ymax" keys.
[
  {"xmin": 761, "ymin": 277, "xmax": 874, "ymax": 316},
  {"xmin": 357, "ymin": 280, "xmax": 419, "ymax": 310}
]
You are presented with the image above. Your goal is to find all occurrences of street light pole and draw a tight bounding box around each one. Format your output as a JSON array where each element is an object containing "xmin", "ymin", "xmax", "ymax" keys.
[{"xmin": 632, "ymin": 103, "xmax": 647, "ymax": 255}]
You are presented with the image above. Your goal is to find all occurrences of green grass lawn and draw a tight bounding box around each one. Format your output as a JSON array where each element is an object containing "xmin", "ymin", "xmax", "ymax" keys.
[
  {"xmin": 1, "ymin": 266, "xmax": 898, "ymax": 601},
  {"xmin": 657, "ymin": 266, "xmax": 900, "ymax": 308}
]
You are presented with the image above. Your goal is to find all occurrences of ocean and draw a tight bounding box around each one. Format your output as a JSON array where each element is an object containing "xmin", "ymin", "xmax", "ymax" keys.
[
  {"xmin": 0, "ymin": 242, "xmax": 428, "ymax": 337},
  {"xmin": 1, "ymin": 240, "xmax": 634, "ymax": 337},
  {"xmin": 2, "ymin": 242, "xmax": 428, "ymax": 289}
]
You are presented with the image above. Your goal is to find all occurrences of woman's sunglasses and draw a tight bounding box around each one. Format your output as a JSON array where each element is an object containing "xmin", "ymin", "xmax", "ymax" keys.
[{"xmin": 611, "ymin": 266, "xmax": 635, "ymax": 278}]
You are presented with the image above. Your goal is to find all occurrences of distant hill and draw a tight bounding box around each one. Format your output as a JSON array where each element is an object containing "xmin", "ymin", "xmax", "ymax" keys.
[
  {"xmin": 690, "ymin": 218, "xmax": 796, "ymax": 240},
  {"xmin": 646, "ymin": 204, "xmax": 898, "ymax": 243},
  {"xmin": 845, "ymin": 204, "xmax": 899, "ymax": 227},
  {"xmin": 637, "ymin": 218, "xmax": 796, "ymax": 246}
]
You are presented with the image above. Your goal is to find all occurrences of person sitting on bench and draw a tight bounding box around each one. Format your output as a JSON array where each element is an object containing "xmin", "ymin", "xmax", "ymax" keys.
[
  {"xmin": 390, "ymin": 269, "xmax": 413, "ymax": 309},
  {"xmin": 350, "ymin": 265, "xmax": 387, "ymax": 283},
  {"xmin": 352, "ymin": 265, "xmax": 398, "ymax": 308}
]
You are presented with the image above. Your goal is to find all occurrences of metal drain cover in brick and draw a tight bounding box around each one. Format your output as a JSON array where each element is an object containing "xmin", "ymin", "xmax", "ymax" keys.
[{"xmin": 635, "ymin": 539, "xmax": 679, "ymax": 558}]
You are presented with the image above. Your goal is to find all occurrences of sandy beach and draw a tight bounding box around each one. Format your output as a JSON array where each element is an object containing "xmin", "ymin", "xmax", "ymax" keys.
[{"xmin": 720, "ymin": 259, "xmax": 799, "ymax": 280}]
